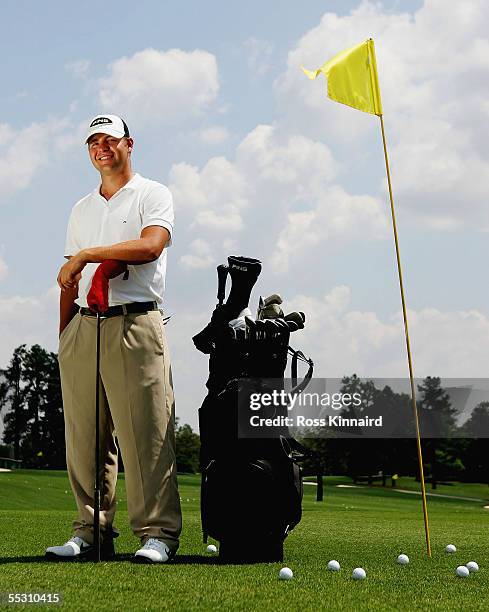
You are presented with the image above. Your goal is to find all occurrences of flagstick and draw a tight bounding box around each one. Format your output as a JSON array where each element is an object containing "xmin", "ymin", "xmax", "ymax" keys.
[{"xmin": 378, "ymin": 114, "xmax": 432, "ymax": 557}]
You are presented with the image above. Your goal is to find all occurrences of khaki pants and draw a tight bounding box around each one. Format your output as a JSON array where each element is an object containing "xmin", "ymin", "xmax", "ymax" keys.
[{"xmin": 58, "ymin": 309, "xmax": 182, "ymax": 551}]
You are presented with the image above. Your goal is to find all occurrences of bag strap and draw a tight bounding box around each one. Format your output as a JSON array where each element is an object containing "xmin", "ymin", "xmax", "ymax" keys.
[
  {"xmin": 280, "ymin": 435, "xmax": 312, "ymax": 461},
  {"xmin": 288, "ymin": 347, "xmax": 313, "ymax": 394}
]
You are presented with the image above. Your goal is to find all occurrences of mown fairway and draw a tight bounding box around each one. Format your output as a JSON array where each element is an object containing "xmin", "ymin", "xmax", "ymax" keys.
[{"xmin": 0, "ymin": 471, "xmax": 487, "ymax": 611}]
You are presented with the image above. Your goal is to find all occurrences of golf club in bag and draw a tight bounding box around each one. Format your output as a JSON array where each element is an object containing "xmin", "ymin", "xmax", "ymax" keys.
[{"xmin": 193, "ymin": 255, "xmax": 313, "ymax": 563}]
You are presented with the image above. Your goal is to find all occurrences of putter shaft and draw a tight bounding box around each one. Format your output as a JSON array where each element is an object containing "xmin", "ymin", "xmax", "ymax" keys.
[{"xmin": 94, "ymin": 312, "xmax": 101, "ymax": 562}]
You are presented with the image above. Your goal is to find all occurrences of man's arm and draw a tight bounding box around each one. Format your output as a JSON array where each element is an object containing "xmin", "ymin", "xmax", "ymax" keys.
[
  {"xmin": 60, "ymin": 281, "xmax": 79, "ymax": 337},
  {"xmin": 57, "ymin": 226, "xmax": 170, "ymax": 290}
]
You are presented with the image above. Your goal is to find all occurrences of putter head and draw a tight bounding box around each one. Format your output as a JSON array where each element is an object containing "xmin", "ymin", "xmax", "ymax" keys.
[{"xmin": 83, "ymin": 505, "xmax": 119, "ymax": 561}]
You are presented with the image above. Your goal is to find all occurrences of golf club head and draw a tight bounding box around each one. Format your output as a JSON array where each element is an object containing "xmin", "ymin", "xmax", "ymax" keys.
[
  {"xmin": 263, "ymin": 293, "xmax": 282, "ymax": 307},
  {"xmin": 284, "ymin": 311, "xmax": 305, "ymax": 330},
  {"xmin": 193, "ymin": 256, "xmax": 262, "ymax": 352},
  {"xmin": 225, "ymin": 256, "xmax": 262, "ymax": 319},
  {"xmin": 257, "ymin": 303, "xmax": 284, "ymax": 320}
]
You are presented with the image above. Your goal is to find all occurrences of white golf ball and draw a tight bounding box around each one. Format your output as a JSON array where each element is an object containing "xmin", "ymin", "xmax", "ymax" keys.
[
  {"xmin": 446, "ymin": 544, "xmax": 457, "ymax": 554},
  {"xmin": 456, "ymin": 565, "xmax": 469, "ymax": 578},
  {"xmin": 466, "ymin": 561, "xmax": 479, "ymax": 573},
  {"xmin": 327, "ymin": 560, "xmax": 341, "ymax": 572},
  {"xmin": 206, "ymin": 544, "xmax": 217, "ymax": 553},
  {"xmin": 352, "ymin": 567, "xmax": 366, "ymax": 580},
  {"xmin": 279, "ymin": 567, "xmax": 293, "ymax": 580},
  {"xmin": 397, "ymin": 554, "xmax": 409, "ymax": 565}
]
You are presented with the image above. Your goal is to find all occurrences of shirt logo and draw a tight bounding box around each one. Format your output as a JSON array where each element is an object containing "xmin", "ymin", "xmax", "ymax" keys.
[{"xmin": 90, "ymin": 117, "xmax": 113, "ymax": 127}]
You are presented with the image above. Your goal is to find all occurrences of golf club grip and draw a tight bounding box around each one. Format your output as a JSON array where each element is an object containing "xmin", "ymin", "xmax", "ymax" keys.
[{"xmin": 216, "ymin": 265, "xmax": 228, "ymax": 305}]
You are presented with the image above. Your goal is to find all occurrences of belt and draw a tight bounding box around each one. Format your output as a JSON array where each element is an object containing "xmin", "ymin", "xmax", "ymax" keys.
[{"xmin": 79, "ymin": 301, "xmax": 158, "ymax": 318}]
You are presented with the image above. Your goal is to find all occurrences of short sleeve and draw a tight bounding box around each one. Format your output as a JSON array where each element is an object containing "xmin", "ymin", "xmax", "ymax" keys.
[
  {"xmin": 141, "ymin": 184, "xmax": 174, "ymax": 246},
  {"xmin": 64, "ymin": 209, "xmax": 82, "ymax": 258}
]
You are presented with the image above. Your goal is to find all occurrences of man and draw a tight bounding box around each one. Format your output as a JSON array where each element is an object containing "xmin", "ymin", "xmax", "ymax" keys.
[{"xmin": 46, "ymin": 114, "xmax": 182, "ymax": 563}]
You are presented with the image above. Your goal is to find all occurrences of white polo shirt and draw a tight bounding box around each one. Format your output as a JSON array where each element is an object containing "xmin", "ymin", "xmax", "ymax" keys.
[{"xmin": 64, "ymin": 173, "xmax": 174, "ymax": 308}]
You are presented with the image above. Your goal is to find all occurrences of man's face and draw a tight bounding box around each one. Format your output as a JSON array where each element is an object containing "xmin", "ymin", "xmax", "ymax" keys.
[{"xmin": 87, "ymin": 133, "xmax": 133, "ymax": 174}]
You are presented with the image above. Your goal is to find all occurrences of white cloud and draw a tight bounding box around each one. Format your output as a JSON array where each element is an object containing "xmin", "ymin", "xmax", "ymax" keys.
[
  {"xmin": 0, "ymin": 256, "xmax": 8, "ymax": 281},
  {"xmin": 0, "ymin": 286, "xmax": 59, "ymax": 368},
  {"xmin": 173, "ymin": 123, "xmax": 340, "ymax": 219},
  {"xmin": 98, "ymin": 48, "xmax": 219, "ymax": 126},
  {"xmin": 199, "ymin": 126, "xmax": 230, "ymax": 145},
  {"xmin": 179, "ymin": 239, "xmax": 215, "ymax": 270},
  {"xmin": 194, "ymin": 208, "xmax": 243, "ymax": 232},
  {"xmin": 237, "ymin": 124, "xmax": 338, "ymax": 188},
  {"xmin": 0, "ymin": 119, "xmax": 70, "ymax": 202},
  {"xmin": 0, "ymin": 124, "xmax": 14, "ymax": 146},
  {"xmin": 271, "ymin": 185, "xmax": 387, "ymax": 272},
  {"xmin": 275, "ymin": 0, "xmax": 489, "ymax": 230},
  {"xmin": 54, "ymin": 118, "xmax": 88, "ymax": 152},
  {"xmin": 169, "ymin": 156, "xmax": 249, "ymax": 232},
  {"xmin": 170, "ymin": 123, "xmax": 386, "ymax": 273},
  {"xmin": 65, "ymin": 59, "xmax": 90, "ymax": 79},
  {"xmin": 169, "ymin": 162, "xmax": 207, "ymax": 209},
  {"xmin": 244, "ymin": 38, "xmax": 274, "ymax": 77},
  {"xmin": 286, "ymin": 285, "xmax": 489, "ymax": 379}
]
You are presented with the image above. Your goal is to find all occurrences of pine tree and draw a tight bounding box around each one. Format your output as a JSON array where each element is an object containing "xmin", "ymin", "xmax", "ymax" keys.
[
  {"xmin": 175, "ymin": 419, "xmax": 201, "ymax": 473},
  {"xmin": 0, "ymin": 345, "xmax": 65, "ymax": 468},
  {"xmin": 0, "ymin": 345, "xmax": 27, "ymax": 460},
  {"xmin": 461, "ymin": 402, "xmax": 489, "ymax": 484},
  {"xmin": 417, "ymin": 376, "xmax": 460, "ymax": 489}
]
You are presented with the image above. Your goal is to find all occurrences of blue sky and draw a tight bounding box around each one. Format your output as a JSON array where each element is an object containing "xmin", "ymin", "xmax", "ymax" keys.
[{"xmin": 1, "ymin": 0, "xmax": 489, "ymax": 429}]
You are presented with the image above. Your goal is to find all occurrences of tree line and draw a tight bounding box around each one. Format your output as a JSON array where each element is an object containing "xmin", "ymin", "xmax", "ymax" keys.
[
  {"xmin": 301, "ymin": 375, "xmax": 489, "ymax": 488},
  {"xmin": 0, "ymin": 344, "xmax": 200, "ymax": 473},
  {"xmin": 1, "ymin": 345, "xmax": 489, "ymax": 484}
]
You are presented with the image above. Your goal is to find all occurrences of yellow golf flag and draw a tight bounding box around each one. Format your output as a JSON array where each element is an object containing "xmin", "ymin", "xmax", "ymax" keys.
[{"xmin": 302, "ymin": 38, "xmax": 382, "ymax": 116}]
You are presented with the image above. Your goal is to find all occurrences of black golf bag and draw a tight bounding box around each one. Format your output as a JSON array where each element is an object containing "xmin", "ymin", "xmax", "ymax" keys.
[{"xmin": 193, "ymin": 256, "xmax": 313, "ymax": 563}]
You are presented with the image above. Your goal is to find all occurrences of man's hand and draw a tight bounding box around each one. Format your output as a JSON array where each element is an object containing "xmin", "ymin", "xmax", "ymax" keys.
[{"xmin": 57, "ymin": 254, "xmax": 86, "ymax": 291}]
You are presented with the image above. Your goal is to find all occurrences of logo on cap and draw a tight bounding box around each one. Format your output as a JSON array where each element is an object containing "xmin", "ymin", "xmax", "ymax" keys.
[{"xmin": 90, "ymin": 117, "xmax": 113, "ymax": 128}]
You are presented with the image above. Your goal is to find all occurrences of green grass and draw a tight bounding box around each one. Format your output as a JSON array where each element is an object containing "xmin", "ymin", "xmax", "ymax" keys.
[
  {"xmin": 391, "ymin": 477, "xmax": 489, "ymax": 501},
  {"xmin": 0, "ymin": 471, "xmax": 487, "ymax": 611}
]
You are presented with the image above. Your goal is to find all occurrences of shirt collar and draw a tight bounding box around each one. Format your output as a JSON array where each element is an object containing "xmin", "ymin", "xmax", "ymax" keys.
[
  {"xmin": 93, "ymin": 172, "xmax": 142, "ymax": 199},
  {"xmin": 121, "ymin": 172, "xmax": 142, "ymax": 190}
]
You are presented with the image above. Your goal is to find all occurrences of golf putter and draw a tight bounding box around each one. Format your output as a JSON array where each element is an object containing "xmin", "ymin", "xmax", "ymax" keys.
[
  {"xmin": 93, "ymin": 311, "xmax": 101, "ymax": 562},
  {"xmin": 86, "ymin": 259, "xmax": 129, "ymax": 562}
]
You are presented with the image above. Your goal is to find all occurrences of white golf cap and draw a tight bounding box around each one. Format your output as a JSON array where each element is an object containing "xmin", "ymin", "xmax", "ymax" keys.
[{"xmin": 85, "ymin": 114, "xmax": 130, "ymax": 144}]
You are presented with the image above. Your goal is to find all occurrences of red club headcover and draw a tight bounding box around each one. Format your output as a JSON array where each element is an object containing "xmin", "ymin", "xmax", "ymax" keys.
[{"xmin": 87, "ymin": 260, "xmax": 128, "ymax": 314}]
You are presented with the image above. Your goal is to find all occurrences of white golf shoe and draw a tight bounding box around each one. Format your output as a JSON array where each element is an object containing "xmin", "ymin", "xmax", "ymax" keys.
[
  {"xmin": 133, "ymin": 538, "xmax": 173, "ymax": 564},
  {"xmin": 45, "ymin": 536, "xmax": 92, "ymax": 559}
]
